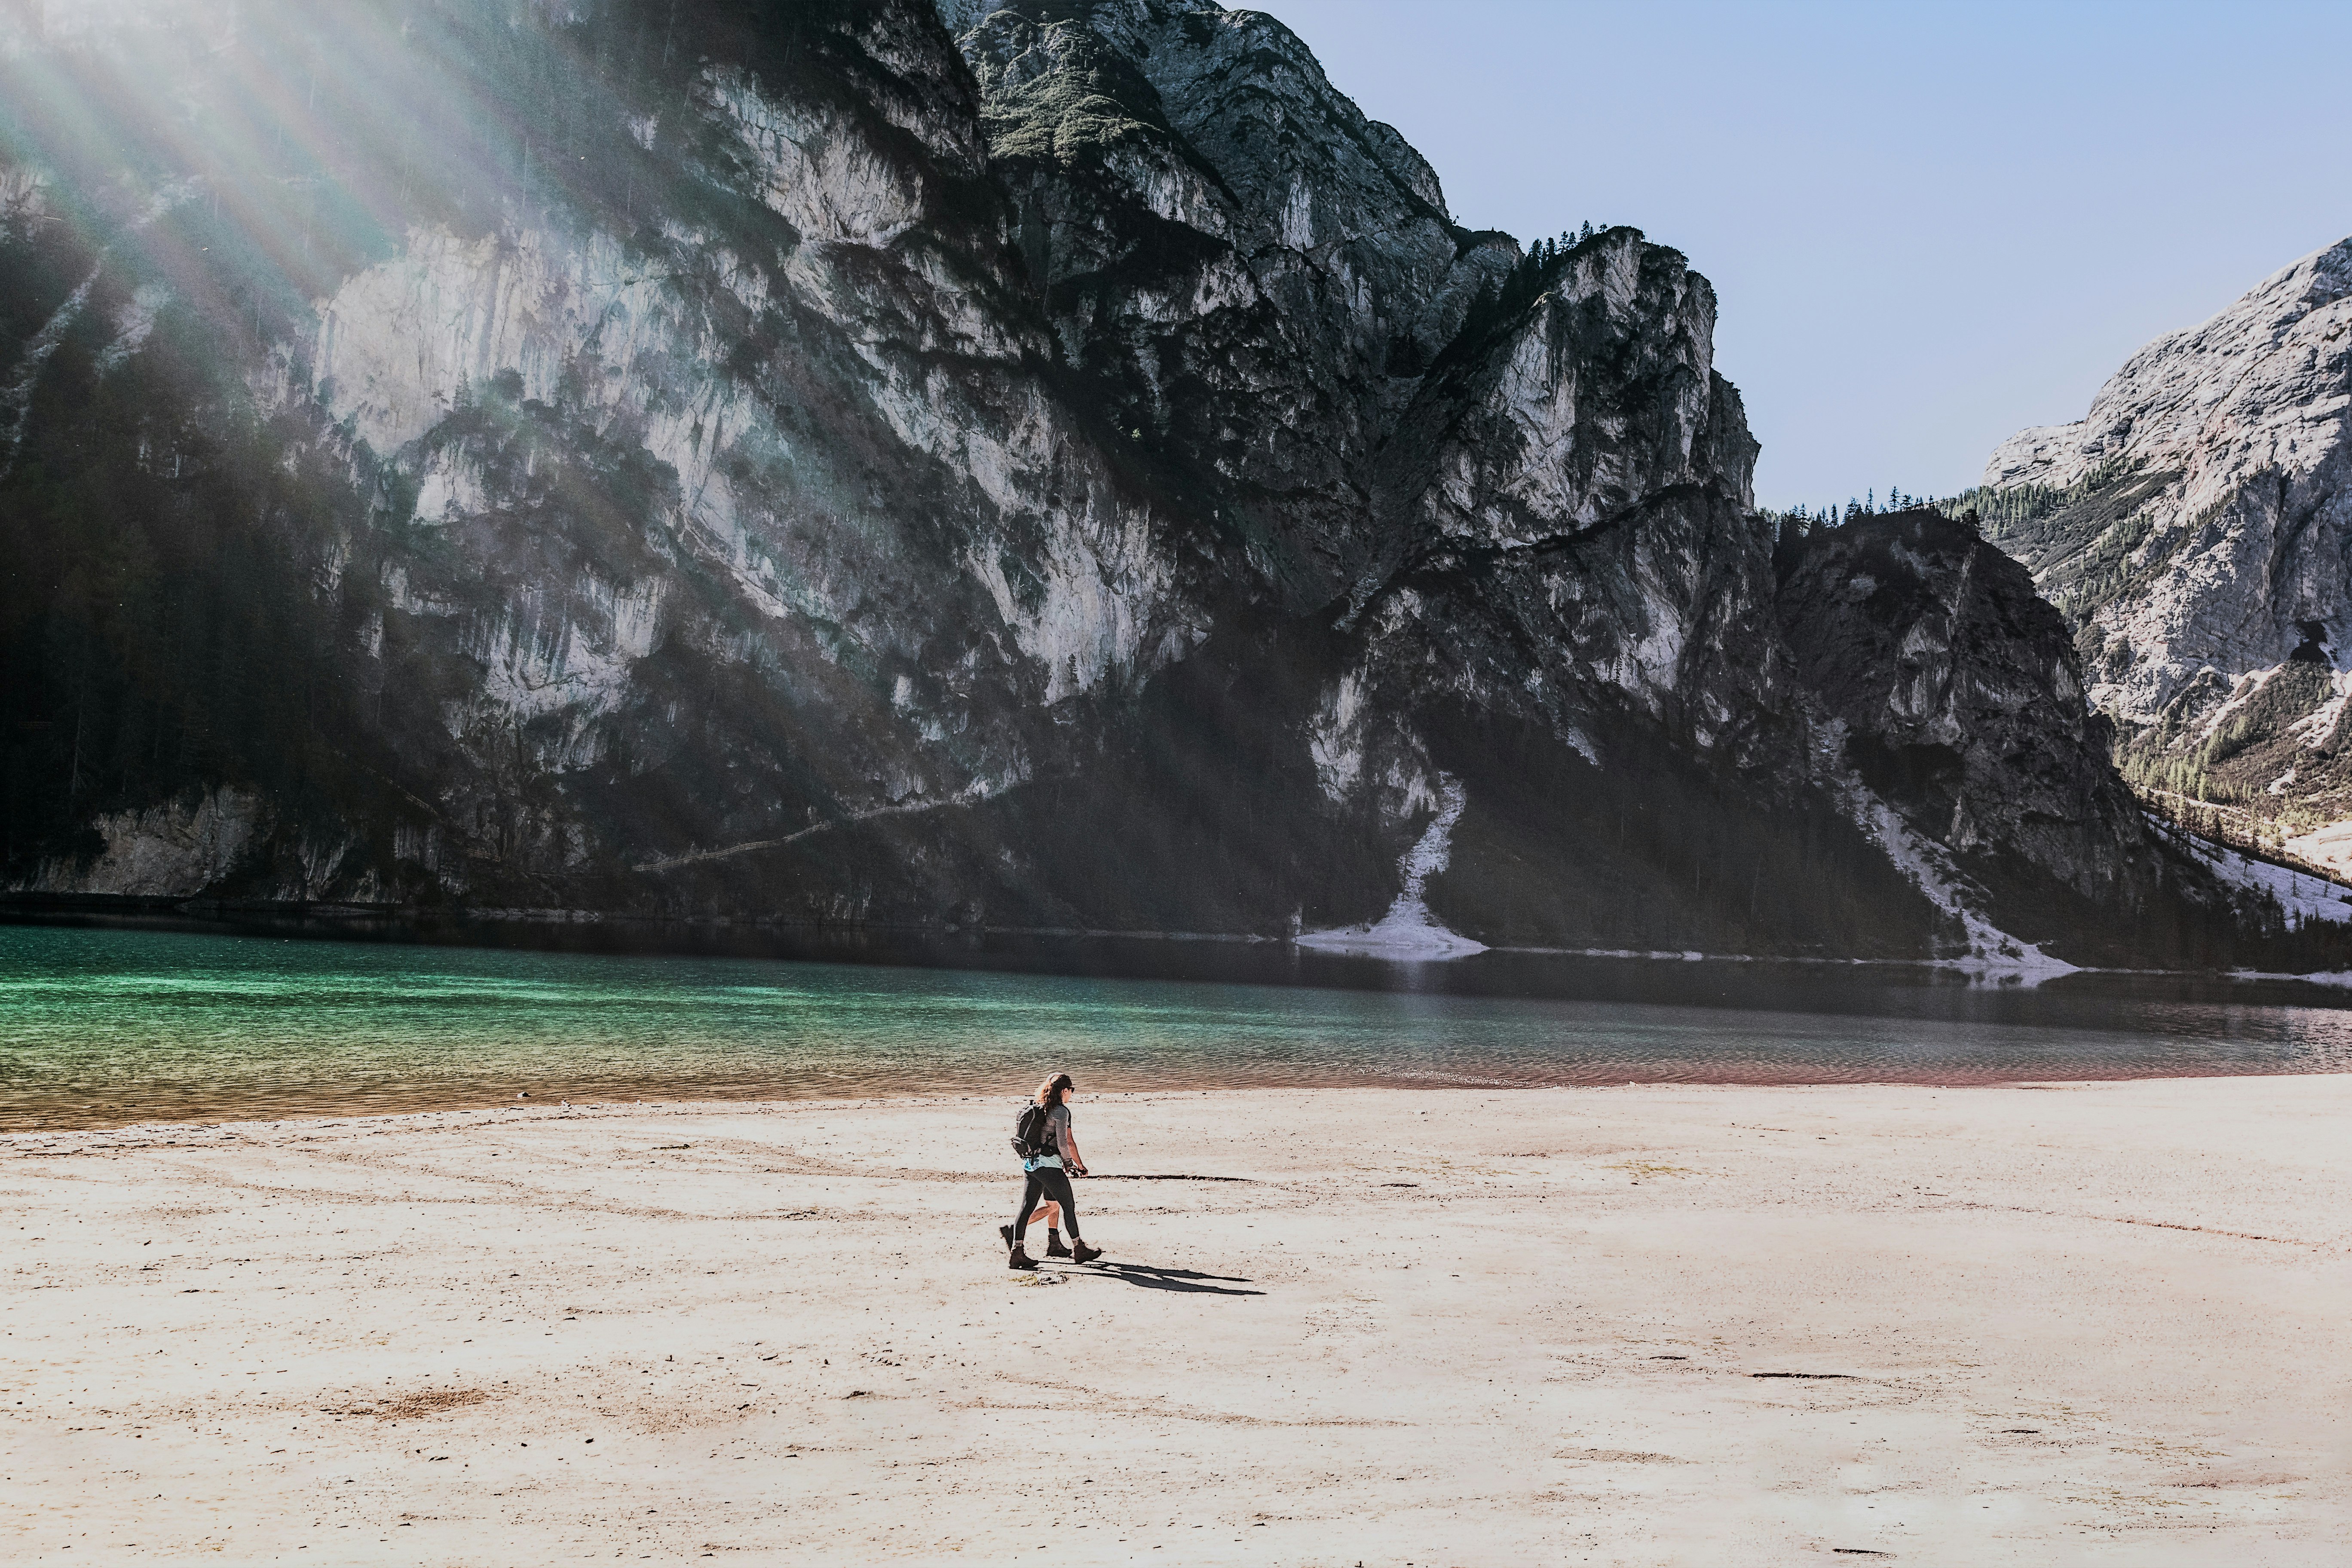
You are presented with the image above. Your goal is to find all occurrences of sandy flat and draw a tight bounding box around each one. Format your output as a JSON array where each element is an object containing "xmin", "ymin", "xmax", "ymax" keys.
[{"xmin": 5, "ymin": 1079, "xmax": 2350, "ymax": 1565}]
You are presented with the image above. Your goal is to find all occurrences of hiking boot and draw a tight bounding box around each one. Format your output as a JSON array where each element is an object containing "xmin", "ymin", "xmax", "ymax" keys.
[
  {"xmin": 1071, "ymin": 1242, "xmax": 1103, "ymax": 1264},
  {"xmin": 1007, "ymin": 1244, "xmax": 1039, "ymax": 1271},
  {"xmin": 998, "ymin": 1224, "xmax": 1015, "ymax": 1250},
  {"xmin": 1044, "ymin": 1235, "xmax": 1073, "ymax": 1258}
]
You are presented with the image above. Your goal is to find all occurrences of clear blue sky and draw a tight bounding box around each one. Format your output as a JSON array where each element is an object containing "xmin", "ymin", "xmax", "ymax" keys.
[{"xmin": 1250, "ymin": 0, "xmax": 2352, "ymax": 510}]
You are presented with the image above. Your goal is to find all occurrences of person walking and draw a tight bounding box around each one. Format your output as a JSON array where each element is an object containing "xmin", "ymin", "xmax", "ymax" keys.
[{"xmin": 1003, "ymin": 1071, "xmax": 1102, "ymax": 1271}]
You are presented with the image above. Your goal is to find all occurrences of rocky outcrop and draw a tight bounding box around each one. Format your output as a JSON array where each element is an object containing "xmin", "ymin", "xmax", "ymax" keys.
[
  {"xmin": 1773, "ymin": 510, "xmax": 2217, "ymax": 961},
  {"xmin": 21, "ymin": 788, "xmax": 271, "ymax": 899},
  {"xmin": 1778, "ymin": 511, "xmax": 2142, "ymax": 890},
  {"xmin": 946, "ymin": 0, "xmax": 1507, "ymax": 606},
  {"xmin": 1969, "ymin": 238, "xmax": 2352, "ymax": 873},
  {"xmin": 0, "ymin": 0, "xmax": 2309, "ymax": 965}
]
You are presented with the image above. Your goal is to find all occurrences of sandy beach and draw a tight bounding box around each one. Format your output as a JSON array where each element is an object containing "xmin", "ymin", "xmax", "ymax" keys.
[{"xmin": 6, "ymin": 1079, "xmax": 2350, "ymax": 1565}]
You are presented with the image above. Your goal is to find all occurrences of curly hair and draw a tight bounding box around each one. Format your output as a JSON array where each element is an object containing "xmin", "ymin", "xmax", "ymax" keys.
[{"xmin": 1034, "ymin": 1071, "xmax": 1074, "ymax": 1107}]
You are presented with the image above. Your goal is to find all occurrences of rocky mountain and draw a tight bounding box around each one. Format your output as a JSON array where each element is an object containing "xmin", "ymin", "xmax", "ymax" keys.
[
  {"xmin": 0, "ymin": 0, "xmax": 2315, "ymax": 967},
  {"xmin": 1773, "ymin": 510, "xmax": 2164, "ymax": 949},
  {"xmin": 1966, "ymin": 238, "xmax": 2352, "ymax": 879}
]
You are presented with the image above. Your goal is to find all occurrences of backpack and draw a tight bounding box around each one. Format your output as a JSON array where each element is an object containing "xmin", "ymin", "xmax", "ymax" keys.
[{"xmin": 1011, "ymin": 1100, "xmax": 1054, "ymax": 1160}]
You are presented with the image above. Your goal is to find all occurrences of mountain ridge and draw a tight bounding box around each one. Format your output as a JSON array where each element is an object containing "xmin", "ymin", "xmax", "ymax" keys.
[
  {"xmin": 0, "ymin": 0, "xmax": 2322, "ymax": 969},
  {"xmin": 1964, "ymin": 234, "xmax": 2352, "ymax": 885}
]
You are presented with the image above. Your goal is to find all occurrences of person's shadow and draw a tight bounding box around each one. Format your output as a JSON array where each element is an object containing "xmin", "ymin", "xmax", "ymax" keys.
[{"xmin": 1069, "ymin": 1260, "xmax": 1265, "ymax": 1296}]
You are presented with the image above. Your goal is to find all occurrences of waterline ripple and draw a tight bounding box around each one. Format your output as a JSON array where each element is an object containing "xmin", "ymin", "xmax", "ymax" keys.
[{"xmin": 6, "ymin": 925, "xmax": 2352, "ymax": 1130}]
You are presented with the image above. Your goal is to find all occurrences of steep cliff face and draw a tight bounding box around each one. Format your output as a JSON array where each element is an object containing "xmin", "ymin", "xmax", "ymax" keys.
[
  {"xmin": 4, "ymin": 0, "xmax": 1216, "ymax": 918},
  {"xmin": 0, "ymin": 0, "xmax": 2302, "ymax": 964},
  {"xmin": 943, "ymin": 0, "xmax": 1510, "ymax": 609},
  {"xmin": 1773, "ymin": 510, "xmax": 2236, "ymax": 962},
  {"xmin": 1969, "ymin": 238, "xmax": 2352, "ymax": 874}
]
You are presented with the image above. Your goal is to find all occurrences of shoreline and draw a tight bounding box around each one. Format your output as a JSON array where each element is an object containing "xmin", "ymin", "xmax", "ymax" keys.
[
  {"xmin": 12, "ymin": 896, "xmax": 2352, "ymax": 983},
  {"xmin": 8, "ymin": 1080, "xmax": 2349, "ymax": 1563},
  {"xmin": 15, "ymin": 1049, "xmax": 2352, "ymax": 1140}
]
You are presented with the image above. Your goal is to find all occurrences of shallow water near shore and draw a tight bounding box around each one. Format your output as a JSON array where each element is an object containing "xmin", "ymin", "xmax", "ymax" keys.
[{"xmin": 6, "ymin": 920, "xmax": 2352, "ymax": 1130}]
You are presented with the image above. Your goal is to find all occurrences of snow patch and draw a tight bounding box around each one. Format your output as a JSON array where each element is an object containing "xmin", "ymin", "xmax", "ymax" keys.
[
  {"xmin": 1835, "ymin": 770, "xmax": 2078, "ymax": 976},
  {"xmin": 2284, "ymin": 819, "xmax": 2352, "ymax": 881},
  {"xmin": 1298, "ymin": 775, "xmax": 1487, "ymax": 960},
  {"xmin": 2160, "ymin": 818, "xmax": 2352, "ymax": 925},
  {"xmin": 2287, "ymin": 668, "xmax": 2352, "ymax": 748}
]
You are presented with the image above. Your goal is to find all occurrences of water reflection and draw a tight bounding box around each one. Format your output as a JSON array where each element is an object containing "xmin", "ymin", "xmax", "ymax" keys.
[{"xmin": 4, "ymin": 921, "xmax": 2352, "ymax": 1131}]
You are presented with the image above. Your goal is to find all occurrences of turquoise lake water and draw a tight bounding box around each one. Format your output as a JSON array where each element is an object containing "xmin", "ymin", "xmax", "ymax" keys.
[{"xmin": 6, "ymin": 922, "xmax": 2352, "ymax": 1130}]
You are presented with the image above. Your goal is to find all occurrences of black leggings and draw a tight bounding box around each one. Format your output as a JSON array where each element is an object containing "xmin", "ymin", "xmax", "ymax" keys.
[{"xmin": 1011, "ymin": 1164, "xmax": 1079, "ymax": 1244}]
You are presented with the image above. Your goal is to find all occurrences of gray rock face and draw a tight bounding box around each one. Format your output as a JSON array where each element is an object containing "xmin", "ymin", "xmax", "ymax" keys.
[
  {"xmin": 1777, "ymin": 511, "xmax": 2160, "ymax": 926},
  {"xmin": 1364, "ymin": 238, "xmax": 1771, "ymax": 752},
  {"xmin": 1973, "ymin": 238, "xmax": 2352, "ymax": 870},
  {"xmin": 946, "ymin": 0, "xmax": 1503, "ymax": 606},
  {"xmin": 0, "ymin": 0, "xmax": 2279, "ymax": 962}
]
